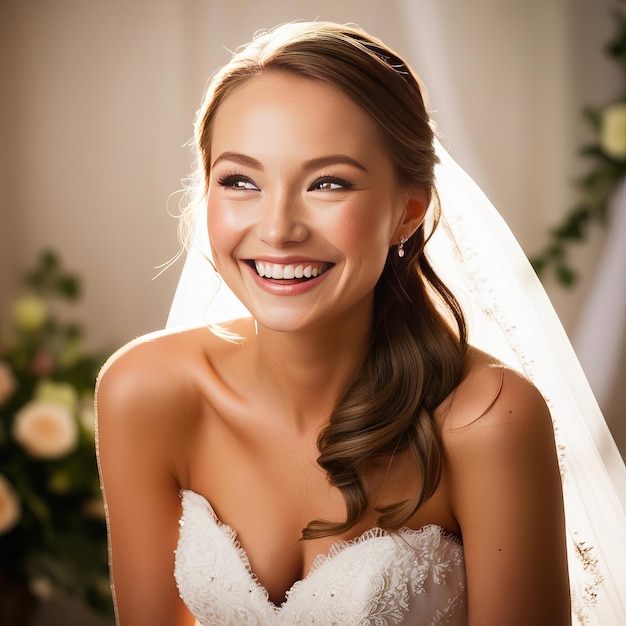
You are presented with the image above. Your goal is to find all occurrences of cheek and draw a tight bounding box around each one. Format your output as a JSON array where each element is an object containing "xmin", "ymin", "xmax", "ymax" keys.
[
  {"xmin": 206, "ymin": 197, "xmax": 245, "ymax": 265},
  {"xmin": 336, "ymin": 202, "xmax": 396, "ymax": 260}
]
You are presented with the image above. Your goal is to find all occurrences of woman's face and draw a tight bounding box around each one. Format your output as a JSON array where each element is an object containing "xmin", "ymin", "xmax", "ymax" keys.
[{"xmin": 206, "ymin": 71, "xmax": 411, "ymax": 334}]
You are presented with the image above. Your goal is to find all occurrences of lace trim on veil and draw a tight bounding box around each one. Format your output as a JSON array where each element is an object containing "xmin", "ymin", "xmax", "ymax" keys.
[{"xmin": 429, "ymin": 140, "xmax": 626, "ymax": 624}]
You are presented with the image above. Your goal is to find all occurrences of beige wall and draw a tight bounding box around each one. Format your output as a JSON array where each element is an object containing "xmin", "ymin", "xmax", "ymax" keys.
[
  {"xmin": 1, "ymin": 1, "xmax": 623, "ymax": 451},
  {"xmin": 1, "ymin": 1, "xmax": 191, "ymax": 347},
  {"xmin": 2, "ymin": 0, "xmax": 619, "ymax": 343}
]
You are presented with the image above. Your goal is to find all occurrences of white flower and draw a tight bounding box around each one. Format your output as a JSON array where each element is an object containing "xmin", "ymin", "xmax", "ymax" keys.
[
  {"xmin": 0, "ymin": 361, "xmax": 17, "ymax": 406},
  {"xmin": 11, "ymin": 295, "xmax": 48, "ymax": 333},
  {"xmin": 0, "ymin": 474, "xmax": 21, "ymax": 535},
  {"xmin": 13, "ymin": 400, "xmax": 78, "ymax": 459},
  {"xmin": 601, "ymin": 102, "xmax": 626, "ymax": 160}
]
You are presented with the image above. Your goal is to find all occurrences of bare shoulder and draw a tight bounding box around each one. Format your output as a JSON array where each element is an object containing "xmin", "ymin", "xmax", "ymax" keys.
[
  {"xmin": 96, "ymin": 318, "xmax": 255, "ymax": 430},
  {"xmin": 438, "ymin": 347, "xmax": 551, "ymax": 436},
  {"xmin": 96, "ymin": 322, "xmax": 253, "ymax": 626},
  {"xmin": 437, "ymin": 351, "xmax": 570, "ymax": 624},
  {"xmin": 97, "ymin": 328, "xmax": 201, "ymax": 421},
  {"xmin": 437, "ymin": 346, "xmax": 560, "ymax": 516},
  {"xmin": 436, "ymin": 346, "xmax": 556, "ymax": 476}
]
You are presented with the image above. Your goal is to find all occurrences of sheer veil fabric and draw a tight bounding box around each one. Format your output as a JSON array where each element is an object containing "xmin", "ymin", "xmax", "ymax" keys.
[{"xmin": 167, "ymin": 139, "xmax": 626, "ymax": 625}]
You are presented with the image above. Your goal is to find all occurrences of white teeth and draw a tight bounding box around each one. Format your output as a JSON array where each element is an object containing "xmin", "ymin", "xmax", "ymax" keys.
[{"xmin": 253, "ymin": 261, "xmax": 327, "ymax": 280}]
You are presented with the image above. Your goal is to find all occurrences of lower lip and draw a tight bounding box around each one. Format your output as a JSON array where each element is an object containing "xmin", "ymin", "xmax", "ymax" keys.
[{"xmin": 246, "ymin": 264, "xmax": 332, "ymax": 295}]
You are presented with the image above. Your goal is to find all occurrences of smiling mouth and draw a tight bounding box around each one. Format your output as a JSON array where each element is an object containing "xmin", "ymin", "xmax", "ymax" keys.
[{"xmin": 251, "ymin": 260, "xmax": 333, "ymax": 280}]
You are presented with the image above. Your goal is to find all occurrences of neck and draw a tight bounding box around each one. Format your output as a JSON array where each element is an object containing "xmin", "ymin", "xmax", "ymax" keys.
[{"xmin": 252, "ymin": 307, "xmax": 373, "ymax": 429}]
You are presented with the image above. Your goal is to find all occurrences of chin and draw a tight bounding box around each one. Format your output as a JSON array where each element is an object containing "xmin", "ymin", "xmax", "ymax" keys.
[{"xmin": 252, "ymin": 312, "xmax": 314, "ymax": 334}]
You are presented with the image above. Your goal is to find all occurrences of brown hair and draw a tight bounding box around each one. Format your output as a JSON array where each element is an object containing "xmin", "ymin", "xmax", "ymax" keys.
[{"xmin": 193, "ymin": 22, "xmax": 467, "ymax": 538}]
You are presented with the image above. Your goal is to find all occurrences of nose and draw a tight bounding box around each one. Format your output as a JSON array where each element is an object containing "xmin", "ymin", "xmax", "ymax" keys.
[{"xmin": 256, "ymin": 191, "xmax": 309, "ymax": 247}]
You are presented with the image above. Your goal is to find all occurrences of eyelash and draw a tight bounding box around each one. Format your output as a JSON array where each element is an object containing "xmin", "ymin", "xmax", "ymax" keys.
[
  {"xmin": 217, "ymin": 173, "xmax": 258, "ymax": 190},
  {"xmin": 215, "ymin": 172, "xmax": 354, "ymax": 192}
]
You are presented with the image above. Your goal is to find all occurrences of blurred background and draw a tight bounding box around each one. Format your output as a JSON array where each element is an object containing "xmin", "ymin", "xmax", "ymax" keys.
[{"xmin": 0, "ymin": 0, "xmax": 624, "ymax": 622}]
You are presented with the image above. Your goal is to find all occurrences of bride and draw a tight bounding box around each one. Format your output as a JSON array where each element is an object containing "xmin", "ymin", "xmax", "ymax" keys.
[{"xmin": 96, "ymin": 21, "xmax": 626, "ymax": 625}]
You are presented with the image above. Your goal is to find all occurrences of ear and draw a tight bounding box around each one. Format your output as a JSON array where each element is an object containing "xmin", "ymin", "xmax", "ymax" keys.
[{"xmin": 393, "ymin": 191, "xmax": 429, "ymax": 243}]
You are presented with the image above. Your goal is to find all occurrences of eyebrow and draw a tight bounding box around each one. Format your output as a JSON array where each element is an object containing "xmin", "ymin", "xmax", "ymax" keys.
[
  {"xmin": 303, "ymin": 155, "xmax": 369, "ymax": 173},
  {"xmin": 212, "ymin": 152, "xmax": 263, "ymax": 170},
  {"xmin": 211, "ymin": 152, "xmax": 369, "ymax": 173}
]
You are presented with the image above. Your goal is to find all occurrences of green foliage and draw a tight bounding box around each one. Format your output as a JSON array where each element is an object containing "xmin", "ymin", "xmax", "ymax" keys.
[
  {"xmin": 531, "ymin": 11, "xmax": 626, "ymax": 286},
  {"xmin": 0, "ymin": 250, "xmax": 112, "ymax": 618}
]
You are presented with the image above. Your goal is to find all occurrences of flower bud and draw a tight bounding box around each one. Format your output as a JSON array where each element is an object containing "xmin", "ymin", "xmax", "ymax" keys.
[
  {"xmin": 29, "ymin": 577, "xmax": 55, "ymax": 600},
  {"xmin": 601, "ymin": 102, "xmax": 626, "ymax": 160},
  {"xmin": 30, "ymin": 349, "xmax": 56, "ymax": 377},
  {"xmin": 35, "ymin": 380, "xmax": 78, "ymax": 411},
  {"xmin": 11, "ymin": 295, "xmax": 48, "ymax": 333},
  {"xmin": 49, "ymin": 469, "xmax": 72, "ymax": 494}
]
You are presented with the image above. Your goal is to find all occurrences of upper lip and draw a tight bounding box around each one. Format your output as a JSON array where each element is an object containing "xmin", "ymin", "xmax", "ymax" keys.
[{"xmin": 246, "ymin": 255, "xmax": 331, "ymax": 265}]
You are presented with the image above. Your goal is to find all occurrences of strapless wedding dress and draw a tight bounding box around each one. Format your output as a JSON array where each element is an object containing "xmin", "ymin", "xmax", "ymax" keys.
[{"xmin": 175, "ymin": 489, "xmax": 466, "ymax": 625}]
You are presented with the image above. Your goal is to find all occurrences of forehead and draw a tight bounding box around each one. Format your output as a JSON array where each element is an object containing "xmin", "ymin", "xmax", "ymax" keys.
[{"xmin": 210, "ymin": 71, "xmax": 387, "ymax": 162}]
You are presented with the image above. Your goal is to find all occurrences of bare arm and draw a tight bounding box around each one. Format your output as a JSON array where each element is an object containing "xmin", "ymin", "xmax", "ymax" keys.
[
  {"xmin": 96, "ymin": 340, "xmax": 197, "ymax": 626},
  {"xmin": 444, "ymin": 366, "xmax": 571, "ymax": 625}
]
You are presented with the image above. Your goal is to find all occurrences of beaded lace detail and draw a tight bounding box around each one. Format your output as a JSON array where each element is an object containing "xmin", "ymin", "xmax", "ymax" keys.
[{"xmin": 174, "ymin": 489, "xmax": 466, "ymax": 625}]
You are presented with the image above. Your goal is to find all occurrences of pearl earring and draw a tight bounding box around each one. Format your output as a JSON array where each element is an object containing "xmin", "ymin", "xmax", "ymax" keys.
[{"xmin": 397, "ymin": 236, "xmax": 407, "ymax": 258}]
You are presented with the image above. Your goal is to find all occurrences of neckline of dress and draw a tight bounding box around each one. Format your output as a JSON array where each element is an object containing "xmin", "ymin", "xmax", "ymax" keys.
[{"xmin": 179, "ymin": 488, "xmax": 462, "ymax": 611}]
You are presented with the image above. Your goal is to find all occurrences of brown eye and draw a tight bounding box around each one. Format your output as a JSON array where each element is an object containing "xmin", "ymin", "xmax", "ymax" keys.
[
  {"xmin": 309, "ymin": 177, "xmax": 353, "ymax": 192},
  {"xmin": 218, "ymin": 175, "xmax": 259, "ymax": 191}
]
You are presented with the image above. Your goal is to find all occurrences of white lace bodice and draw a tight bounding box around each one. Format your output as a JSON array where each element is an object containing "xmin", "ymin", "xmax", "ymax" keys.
[{"xmin": 174, "ymin": 490, "xmax": 466, "ymax": 625}]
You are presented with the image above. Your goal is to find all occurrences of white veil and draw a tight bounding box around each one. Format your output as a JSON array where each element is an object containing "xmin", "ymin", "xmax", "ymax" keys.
[{"xmin": 167, "ymin": 139, "xmax": 626, "ymax": 625}]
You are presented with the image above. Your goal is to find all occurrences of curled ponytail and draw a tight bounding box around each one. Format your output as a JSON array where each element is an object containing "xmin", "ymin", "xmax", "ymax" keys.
[{"xmin": 304, "ymin": 213, "xmax": 467, "ymax": 538}]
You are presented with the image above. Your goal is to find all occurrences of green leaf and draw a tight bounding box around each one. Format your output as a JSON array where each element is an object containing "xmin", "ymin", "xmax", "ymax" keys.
[
  {"xmin": 582, "ymin": 107, "xmax": 601, "ymax": 133},
  {"xmin": 530, "ymin": 257, "xmax": 546, "ymax": 275},
  {"xmin": 39, "ymin": 250, "xmax": 60, "ymax": 272},
  {"xmin": 605, "ymin": 10, "xmax": 626, "ymax": 62},
  {"xmin": 63, "ymin": 323, "xmax": 83, "ymax": 341},
  {"xmin": 556, "ymin": 265, "xmax": 577, "ymax": 287},
  {"xmin": 554, "ymin": 207, "xmax": 590, "ymax": 241},
  {"xmin": 55, "ymin": 275, "xmax": 81, "ymax": 300},
  {"xmin": 546, "ymin": 243, "xmax": 565, "ymax": 259}
]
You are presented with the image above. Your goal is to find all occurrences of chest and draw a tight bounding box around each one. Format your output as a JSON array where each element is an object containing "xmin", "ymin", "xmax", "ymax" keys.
[{"xmin": 178, "ymin": 393, "xmax": 458, "ymax": 604}]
